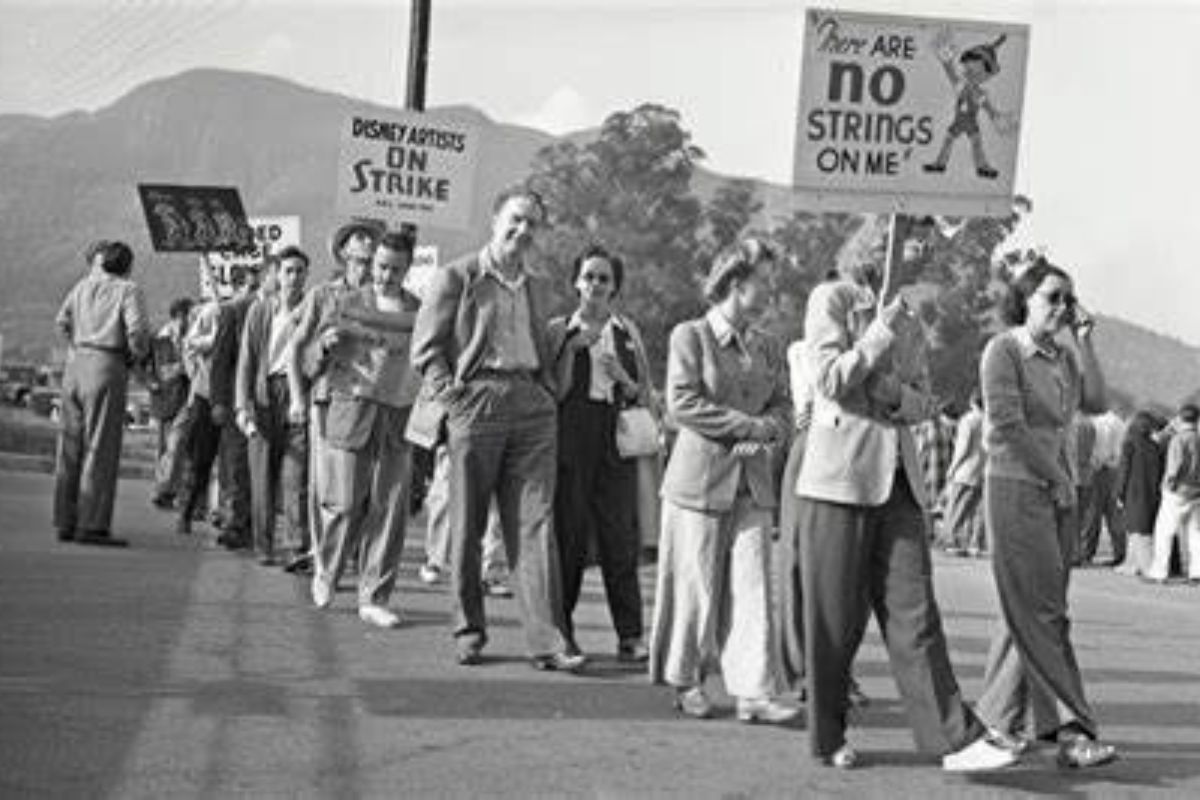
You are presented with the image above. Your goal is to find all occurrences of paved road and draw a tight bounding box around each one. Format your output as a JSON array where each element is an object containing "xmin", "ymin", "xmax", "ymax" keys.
[{"xmin": 2, "ymin": 468, "xmax": 1198, "ymax": 798}]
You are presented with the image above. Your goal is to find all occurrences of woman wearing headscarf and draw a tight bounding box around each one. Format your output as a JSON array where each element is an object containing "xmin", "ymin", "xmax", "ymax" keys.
[
  {"xmin": 974, "ymin": 256, "xmax": 1117, "ymax": 769},
  {"xmin": 648, "ymin": 238, "xmax": 798, "ymax": 724}
]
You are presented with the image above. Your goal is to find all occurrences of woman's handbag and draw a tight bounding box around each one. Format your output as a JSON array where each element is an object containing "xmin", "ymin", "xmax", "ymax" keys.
[{"xmin": 615, "ymin": 405, "xmax": 660, "ymax": 459}]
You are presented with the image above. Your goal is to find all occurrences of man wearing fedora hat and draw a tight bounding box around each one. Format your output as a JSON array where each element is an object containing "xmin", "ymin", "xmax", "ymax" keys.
[{"xmin": 287, "ymin": 221, "xmax": 380, "ymax": 577}]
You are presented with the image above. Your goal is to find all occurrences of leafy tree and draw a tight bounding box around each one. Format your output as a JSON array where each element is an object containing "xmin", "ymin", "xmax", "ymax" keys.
[
  {"xmin": 704, "ymin": 178, "xmax": 763, "ymax": 254},
  {"xmin": 526, "ymin": 104, "xmax": 708, "ymax": 380}
]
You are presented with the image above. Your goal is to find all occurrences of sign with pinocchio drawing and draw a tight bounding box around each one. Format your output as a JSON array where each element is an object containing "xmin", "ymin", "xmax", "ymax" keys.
[
  {"xmin": 335, "ymin": 108, "xmax": 482, "ymax": 231},
  {"xmin": 793, "ymin": 9, "xmax": 1029, "ymax": 217}
]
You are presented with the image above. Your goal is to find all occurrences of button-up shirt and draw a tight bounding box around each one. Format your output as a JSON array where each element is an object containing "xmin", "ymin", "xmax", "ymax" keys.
[
  {"xmin": 982, "ymin": 326, "xmax": 1080, "ymax": 486},
  {"xmin": 55, "ymin": 267, "xmax": 150, "ymax": 360},
  {"xmin": 479, "ymin": 248, "xmax": 540, "ymax": 373}
]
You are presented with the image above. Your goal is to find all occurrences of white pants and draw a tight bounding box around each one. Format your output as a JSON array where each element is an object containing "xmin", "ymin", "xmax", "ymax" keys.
[
  {"xmin": 648, "ymin": 496, "xmax": 781, "ymax": 700},
  {"xmin": 1145, "ymin": 490, "xmax": 1200, "ymax": 580}
]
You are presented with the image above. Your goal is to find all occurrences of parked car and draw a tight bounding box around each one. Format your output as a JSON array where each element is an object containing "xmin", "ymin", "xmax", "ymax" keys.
[
  {"xmin": 126, "ymin": 388, "xmax": 153, "ymax": 429},
  {"xmin": 0, "ymin": 363, "xmax": 39, "ymax": 406}
]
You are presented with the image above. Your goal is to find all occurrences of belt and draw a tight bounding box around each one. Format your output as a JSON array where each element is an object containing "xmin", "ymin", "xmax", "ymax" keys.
[
  {"xmin": 75, "ymin": 341, "xmax": 125, "ymax": 356},
  {"xmin": 474, "ymin": 368, "xmax": 536, "ymax": 381}
]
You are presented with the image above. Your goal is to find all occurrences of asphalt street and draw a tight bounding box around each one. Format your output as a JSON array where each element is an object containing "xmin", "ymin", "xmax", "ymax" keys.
[{"xmin": 1, "ymin": 468, "xmax": 1198, "ymax": 798}]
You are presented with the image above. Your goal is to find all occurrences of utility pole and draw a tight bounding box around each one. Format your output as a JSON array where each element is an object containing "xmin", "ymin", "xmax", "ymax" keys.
[
  {"xmin": 405, "ymin": 0, "xmax": 432, "ymax": 112},
  {"xmin": 399, "ymin": 0, "xmax": 432, "ymax": 241}
]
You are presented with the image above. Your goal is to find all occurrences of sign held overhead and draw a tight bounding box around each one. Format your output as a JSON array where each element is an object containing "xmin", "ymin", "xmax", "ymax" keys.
[
  {"xmin": 336, "ymin": 109, "xmax": 482, "ymax": 231},
  {"xmin": 793, "ymin": 9, "xmax": 1029, "ymax": 217},
  {"xmin": 136, "ymin": 184, "xmax": 253, "ymax": 252}
]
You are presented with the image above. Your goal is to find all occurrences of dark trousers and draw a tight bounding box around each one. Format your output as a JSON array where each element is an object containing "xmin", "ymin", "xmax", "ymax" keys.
[
  {"xmin": 53, "ymin": 350, "xmax": 128, "ymax": 534},
  {"xmin": 1079, "ymin": 465, "xmax": 1125, "ymax": 563},
  {"xmin": 177, "ymin": 396, "xmax": 221, "ymax": 527},
  {"xmin": 554, "ymin": 398, "xmax": 642, "ymax": 644},
  {"xmin": 445, "ymin": 374, "xmax": 567, "ymax": 656},
  {"xmin": 248, "ymin": 375, "xmax": 309, "ymax": 558},
  {"xmin": 776, "ymin": 433, "xmax": 807, "ymax": 690},
  {"xmin": 797, "ymin": 476, "xmax": 982, "ymax": 758},
  {"xmin": 218, "ymin": 418, "xmax": 250, "ymax": 538},
  {"xmin": 976, "ymin": 477, "xmax": 1096, "ymax": 740}
]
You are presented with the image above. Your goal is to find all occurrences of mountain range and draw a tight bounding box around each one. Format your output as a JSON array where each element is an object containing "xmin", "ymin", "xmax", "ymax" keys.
[{"xmin": 1, "ymin": 67, "xmax": 1197, "ymax": 408}]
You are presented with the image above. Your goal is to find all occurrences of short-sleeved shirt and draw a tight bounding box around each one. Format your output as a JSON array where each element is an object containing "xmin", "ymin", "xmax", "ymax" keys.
[{"xmin": 56, "ymin": 267, "xmax": 150, "ymax": 359}]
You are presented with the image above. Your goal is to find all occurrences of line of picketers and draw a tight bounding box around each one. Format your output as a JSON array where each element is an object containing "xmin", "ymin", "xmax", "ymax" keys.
[{"xmin": 54, "ymin": 188, "xmax": 1135, "ymax": 773}]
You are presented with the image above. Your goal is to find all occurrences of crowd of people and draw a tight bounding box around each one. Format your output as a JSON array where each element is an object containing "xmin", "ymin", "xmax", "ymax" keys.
[{"xmin": 55, "ymin": 186, "xmax": 1180, "ymax": 774}]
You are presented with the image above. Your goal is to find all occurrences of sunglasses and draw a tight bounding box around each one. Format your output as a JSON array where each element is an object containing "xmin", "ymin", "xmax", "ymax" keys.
[{"xmin": 1040, "ymin": 289, "xmax": 1077, "ymax": 307}]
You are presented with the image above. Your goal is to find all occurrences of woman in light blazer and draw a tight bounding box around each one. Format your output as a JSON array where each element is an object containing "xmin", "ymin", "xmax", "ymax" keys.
[
  {"xmin": 648, "ymin": 238, "xmax": 797, "ymax": 724},
  {"xmin": 974, "ymin": 257, "xmax": 1117, "ymax": 769}
]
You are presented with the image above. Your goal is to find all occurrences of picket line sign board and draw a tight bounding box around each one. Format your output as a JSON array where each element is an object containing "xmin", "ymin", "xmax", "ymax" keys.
[
  {"xmin": 205, "ymin": 215, "xmax": 301, "ymax": 271},
  {"xmin": 793, "ymin": 9, "xmax": 1030, "ymax": 217},
  {"xmin": 198, "ymin": 215, "xmax": 302, "ymax": 298},
  {"xmin": 335, "ymin": 109, "xmax": 482, "ymax": 231},
  {"xmin": 137, "ymin": 184, "xmax": 254, "ymax": 252}
]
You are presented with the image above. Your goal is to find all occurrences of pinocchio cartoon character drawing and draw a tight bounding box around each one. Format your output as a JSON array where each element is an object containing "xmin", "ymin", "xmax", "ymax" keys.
[{"xmin": 923, "ymin": 28, "xmax": 1019, "ymax": 179}]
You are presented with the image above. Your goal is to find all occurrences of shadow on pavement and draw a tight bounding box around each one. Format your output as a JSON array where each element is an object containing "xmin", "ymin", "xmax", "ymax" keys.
[{"xmin": 0, "ymin": 544, "xmax": 199, "ymax": 799}]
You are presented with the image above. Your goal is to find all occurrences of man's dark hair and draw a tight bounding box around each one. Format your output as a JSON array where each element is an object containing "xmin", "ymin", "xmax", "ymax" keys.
[
  {"xmin": 274, "ymin": 245, "xmax": 310, "ymax": 268},
  {"xmin": 98, "ymin": 241, "xmax": 134, "ymax": 276},
  {"xmin": 492, "ymin": 185, "xmax": 547, "ymax": 220},
  {"xmin": 1180, "ymin": 404, "xmax": 1200, "ymax": 424},
  {"xmin": 378, "ymin": 229, "xmax": 416, "ymax": 257}
]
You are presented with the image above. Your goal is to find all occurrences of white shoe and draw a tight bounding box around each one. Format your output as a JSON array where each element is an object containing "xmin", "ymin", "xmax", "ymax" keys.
[
  {"xmin": 311, "ymin": 575, "xmax": 333, "ymax": 609},
  {"xmin": 359, "ymin": 604, "xmax": 401, "ymax": 629},
  {"xmin": 943, "ymin": 736, "xmax": 1019, "ymax": 772},
  {"xmin": 736, "ymin": 697, "xmax": 802, "ymax": 724},
  {"xmin": 418, "ymin": 563, "xmax": 443, "ymax": 584}
]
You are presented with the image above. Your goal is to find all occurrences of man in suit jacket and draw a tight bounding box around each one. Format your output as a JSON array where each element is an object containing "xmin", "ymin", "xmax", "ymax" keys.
[
  {"xmin": 235, "ymin": 246, "xmax": 310, "ymax": 569},
  {"xmin": 208, "ymin": 265, "xmax": 258, "ymax": 550},
  {"xmin": 408, "ymin": 187, "xmax": 579, "ymax": 671},
  {"xmin": 793, "ymin": 216, "xmax": 1015, "ymax": 772}
]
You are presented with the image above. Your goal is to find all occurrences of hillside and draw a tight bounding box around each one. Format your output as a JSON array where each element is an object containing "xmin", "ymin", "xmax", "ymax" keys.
[{"xmin": 1, "ymin": 68, "xmax": 1196, "ymax": 407}]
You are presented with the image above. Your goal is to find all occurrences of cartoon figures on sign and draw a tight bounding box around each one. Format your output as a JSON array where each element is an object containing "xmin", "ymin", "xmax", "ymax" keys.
[
  {"xmin": 186, "ymin": 198, "xmax": 218, "ymax": 249},
  {"xmin": 209, "ymin": 199, "xmax": 246, "ymax": 249},
  {"xmin": 923, "ymin": 27, "xmax": 1020, "ymax": 180},
  {"xmin": 152, "ymin": 200, "xmax": 190, "ymax": 248}
]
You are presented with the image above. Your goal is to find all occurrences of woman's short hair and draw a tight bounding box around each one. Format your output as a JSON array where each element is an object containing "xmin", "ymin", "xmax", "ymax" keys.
[
  {"xmin": 571, "ymin": 244, "xmax": 624, "ymax": 296},
  {"xmin": 378, "ymin": 229, "xmax": 416, "ymax": 258},
  {"xmin": 1001, "ymin": 256, "xmax": 1072, "ymax": 326},
  {"xmin": 97, "ymin": 241, "xmax": 134, "ymax": 276},
  {"xmin": 703, "ymin": 237, "xmax": 776, "ymax": 304}
]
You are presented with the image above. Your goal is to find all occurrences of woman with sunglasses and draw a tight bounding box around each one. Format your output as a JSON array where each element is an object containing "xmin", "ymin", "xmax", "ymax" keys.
[
  {"xmin": 974, "ymin": 256, "xmax": 1117, "ymax": 768},
  {"xmin": 547, "ymin": 244, "xmax": 652, "ymax": 662}
]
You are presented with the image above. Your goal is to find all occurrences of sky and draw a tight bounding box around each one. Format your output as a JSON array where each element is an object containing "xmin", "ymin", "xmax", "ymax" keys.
[{"xmin": 2, "ymin": 0, "xmax": 1199, "ymax": 342}]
